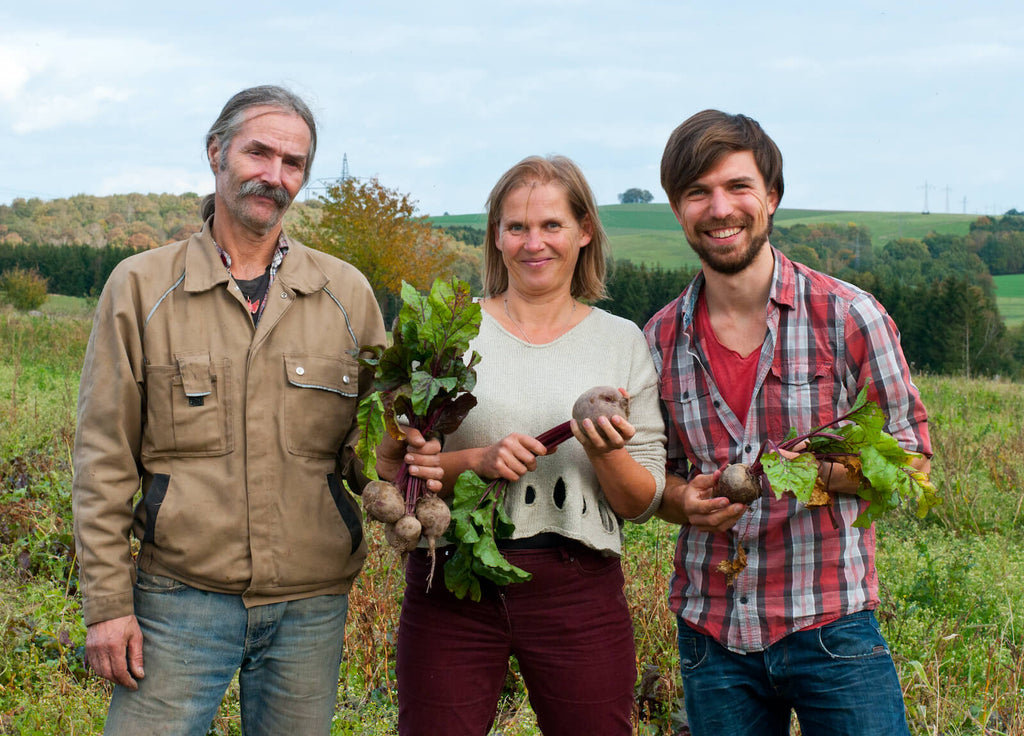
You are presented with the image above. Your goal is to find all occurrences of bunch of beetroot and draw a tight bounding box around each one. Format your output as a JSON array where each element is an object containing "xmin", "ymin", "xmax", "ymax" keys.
[{"xmin": 356, "ymin": 278, "xmax": 482, "ymax": 585}]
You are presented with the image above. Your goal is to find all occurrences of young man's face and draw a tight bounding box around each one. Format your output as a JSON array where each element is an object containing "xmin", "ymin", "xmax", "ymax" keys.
[
  {"xmin": 671, "ymin": 150, "xmax": 779, "ymax": 275},
  {"xmin": 208, "ymin": 106, "xmax": 310, "ymax": 236}
]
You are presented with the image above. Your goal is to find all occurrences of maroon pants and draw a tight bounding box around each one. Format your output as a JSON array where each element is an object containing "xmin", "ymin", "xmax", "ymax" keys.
[{"xmin": 396, "ymin": 543, "xmax": 637, "ymax": 736}]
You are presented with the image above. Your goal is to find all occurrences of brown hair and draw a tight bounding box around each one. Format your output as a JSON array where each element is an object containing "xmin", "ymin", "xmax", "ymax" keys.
[
  {"xmin": 482, "ymin": 155, "xmax": 608, "ymax": 301},
  {"xmin": 661, "ymin": 110, "xmax": 784, "ymax": 212}
]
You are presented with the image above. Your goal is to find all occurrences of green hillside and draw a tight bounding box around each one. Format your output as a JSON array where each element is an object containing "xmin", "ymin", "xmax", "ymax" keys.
[
  {"xmin": 994, "ymin": 273, "xmax": 1024, "ymax": 327},
  {"xmin": 429, "ymin": 205, "xmax": 978, "ymax": 272}
]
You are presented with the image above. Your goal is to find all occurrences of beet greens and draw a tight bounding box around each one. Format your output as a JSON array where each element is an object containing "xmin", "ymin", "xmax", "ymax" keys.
[
  {"xmin": 746, "ymin": 386, "xmax": 939, "ymax": 527},
  {"xmin": 356, "ymin": 278, "xmax": 482, "ymax": 514},
  {"xmin": 445, "ymin": 421, "xmax": 575, "ymax": 601}
]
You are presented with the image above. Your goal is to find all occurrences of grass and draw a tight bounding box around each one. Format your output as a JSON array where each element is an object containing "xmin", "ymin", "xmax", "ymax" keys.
[
  {"xmin": 429, "ymin": 205, "xmax": 978, "ymax": 269},
  {"xmin": 431, "ymin": 207, "xmax": 1020, "ymax": 326},
  {"xmin": 2, "ymin": 305, "xmax": 1023, "ymax": 734},
  {"xmin": 994, "ymin": 274, "xmax": 1024, "ymax": 328}
]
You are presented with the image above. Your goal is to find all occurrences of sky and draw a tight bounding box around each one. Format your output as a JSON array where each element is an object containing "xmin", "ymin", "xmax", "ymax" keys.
[{"xmin": 2, "ymin": 1, "xmax": 1022, "ymax": 218}]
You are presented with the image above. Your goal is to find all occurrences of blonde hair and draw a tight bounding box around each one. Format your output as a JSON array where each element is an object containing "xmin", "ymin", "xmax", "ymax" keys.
[{"xmin": 482, "ymin": 155, "xmax": 608, "ymax": 301}]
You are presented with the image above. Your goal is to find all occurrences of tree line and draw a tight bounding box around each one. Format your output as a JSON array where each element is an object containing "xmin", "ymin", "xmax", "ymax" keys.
[{"xmin": 2, "ymin": 189, "xmax": 1023, "ymax": 378}]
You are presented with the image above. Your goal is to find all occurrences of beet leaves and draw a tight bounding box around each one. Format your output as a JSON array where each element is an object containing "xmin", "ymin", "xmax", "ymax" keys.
[
  {"xmin": 356, "ymin": 278, "xmax": 544, "ymax": 597},
  {"xmin": 445, "ymin": 421, "xmax": 575, "ymax": 601},
  {"xmin": 753, "ymin": 386, "xmax": 940, "ymax": 527}
]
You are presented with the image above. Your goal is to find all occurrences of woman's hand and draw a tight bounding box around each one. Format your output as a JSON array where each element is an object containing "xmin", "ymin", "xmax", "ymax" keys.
[
  {"xmin": 571, "ymin": 414, "xmax": 634, "ymax": 457},
  {"xmin": 572, "ymin": 387, "xmax": 634, "ymax": 457},
  {"xmin": 376, "ymin": 427, "xmax": 444, "ymax": 493},
  {"xmin": 476, "ymin": 433, "xmax": 549, "ymax": 483}
]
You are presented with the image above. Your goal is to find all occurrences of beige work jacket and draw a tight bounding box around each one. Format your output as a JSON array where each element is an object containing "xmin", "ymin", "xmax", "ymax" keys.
[{"xmin": 72, "ymin": 221, "xmax": 385, "ymax": 626}]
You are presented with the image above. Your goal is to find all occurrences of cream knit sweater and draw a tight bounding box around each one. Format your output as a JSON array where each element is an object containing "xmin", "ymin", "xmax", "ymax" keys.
[{"xmin": 444, "ymin": 307, "xmax": 667, "ymax": 556}]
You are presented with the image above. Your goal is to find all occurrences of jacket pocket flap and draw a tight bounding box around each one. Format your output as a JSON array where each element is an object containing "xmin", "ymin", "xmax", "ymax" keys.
[
  {"xmin": 175, "ymin": 352, "xmax": 213, "ymax": 397},
  {"xmin": 284, "ymin": 353, "xmax": 358, "ymax": 396}
]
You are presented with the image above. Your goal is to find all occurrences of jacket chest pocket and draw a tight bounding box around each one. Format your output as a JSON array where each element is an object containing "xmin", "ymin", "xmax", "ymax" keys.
[
  {"xmin": 283, "ymin": 353, "xmax": 359, "ymax": 458},
  {"xmin": 144, "ymin": 353, "xmax": 233, "ymax": 457}
]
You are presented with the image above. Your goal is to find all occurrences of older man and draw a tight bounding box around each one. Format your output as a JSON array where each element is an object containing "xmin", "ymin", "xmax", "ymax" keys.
[
  {"xmin": 645, "ymin": 110, "xmax": 932, "ymax": 735},
  {"xmin": 73, "ymin": 85, "xmax": 401, "ymax": 734}
]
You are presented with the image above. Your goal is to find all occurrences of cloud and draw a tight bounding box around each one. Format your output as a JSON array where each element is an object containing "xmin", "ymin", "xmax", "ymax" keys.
[
  {"xmin": 0, "ymin": 30, "xmax": 185, "ymax": 134},
  {"xmin": 0, "ymin": 44, "xmax": 42, "ymax": 101},
  {"xmin": 98, "ymin": 166, "xmax": 212, "ymax": 197}
]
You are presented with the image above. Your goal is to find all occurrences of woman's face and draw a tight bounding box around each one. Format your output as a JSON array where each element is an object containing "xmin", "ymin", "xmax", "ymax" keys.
[{"xmin": 495, "ymin": 181, "xmax": 591, "ymax": 299}]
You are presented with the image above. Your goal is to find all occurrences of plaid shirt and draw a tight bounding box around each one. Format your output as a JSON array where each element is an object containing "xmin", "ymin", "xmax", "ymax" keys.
[
  {"xmin": 216, "ymin": 233, "xmax": 289, "ymax": 325},
  {"xmin": 644, "ymin": 247, "xmax": 931, "ymax": 653}
]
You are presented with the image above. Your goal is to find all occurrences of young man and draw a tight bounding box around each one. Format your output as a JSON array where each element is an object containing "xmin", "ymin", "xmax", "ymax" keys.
[
  {"xmin": 645, "ymin": 110, "xmax": 931, "ymax": 735},
  {"xmin": 73, "ymin": 85, "xmax": 397, "ymax": 734}
]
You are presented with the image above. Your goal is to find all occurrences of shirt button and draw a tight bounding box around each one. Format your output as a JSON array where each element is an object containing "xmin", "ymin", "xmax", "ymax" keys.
[
  {"xmin": 713, "ymin": 400, "xmax": 720, "ymax": 408},
  {"xmin": 295, "ymin": 367, "xmax": 305, "ymax": 376},
  {"xmin": 745, "ymin": 444, "xmax": 752, "ymax": 454},
  {"xmin": 740, "ymin": 596, "xmax": 749, "ymax": 604},
  {"xmin": 280, "ymin": 292, "xmax": 288, "ymax": 299},
  {"xmin": 342, "ymin": 375, "xmax": 350, "ymax": 384}
]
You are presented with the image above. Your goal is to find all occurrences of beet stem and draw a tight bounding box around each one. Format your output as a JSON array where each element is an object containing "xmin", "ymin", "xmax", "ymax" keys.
[{"xmin": 535, "ymin": 420, "xmax": 574, "ymax": 451}]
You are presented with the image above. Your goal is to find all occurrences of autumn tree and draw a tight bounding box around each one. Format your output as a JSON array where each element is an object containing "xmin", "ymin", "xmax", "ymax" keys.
[{"xmin": 294, "ymin": 177, "xmax": 469, "ymax": 322}]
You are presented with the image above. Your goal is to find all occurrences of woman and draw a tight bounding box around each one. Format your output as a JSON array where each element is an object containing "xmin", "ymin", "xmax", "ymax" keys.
[{"xmin": 395, "ymin": 155, "xmax": 667, "ymax": 735}]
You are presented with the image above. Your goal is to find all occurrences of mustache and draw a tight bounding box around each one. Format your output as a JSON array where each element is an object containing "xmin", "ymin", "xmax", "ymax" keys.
[
  {"xmin": 700, "ymin": 217, "xmax": 749, "ymax": 231},
  {"xmin": 238, "ymin": 179, "xmax": 291, "ymax": 208}
]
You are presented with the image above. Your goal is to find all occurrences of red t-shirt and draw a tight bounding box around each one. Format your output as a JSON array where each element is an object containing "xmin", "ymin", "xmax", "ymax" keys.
[{"xmin": 693, "ymin": 291, "xmax": 761, "ymax": 426}]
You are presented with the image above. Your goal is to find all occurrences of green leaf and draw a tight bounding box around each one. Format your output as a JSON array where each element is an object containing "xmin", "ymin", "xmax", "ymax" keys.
[
  {"xmin": 765, "ymin": 388, "xmax": 940, "ymax": 525},
  {"xmin": 444, "ymin": 548, "xmax": 482, "ymax": 602},
  {"xmin": 420, "ymin": 279, "xmax": 481, "ymax": 360},
  {"xmin": 409, "ymin": 370, "xmax": 458, "ymax": 417},
  {"xmin": 444, "ymin": 470, "xmax": 531, "ymax": 598},
  {"xmin": 761, "ymin": 451, "xmax": 819, "ymax": 503},
  {"xmin": 355, "ymin": 393, "xmax": 384, "ymax": 480}
]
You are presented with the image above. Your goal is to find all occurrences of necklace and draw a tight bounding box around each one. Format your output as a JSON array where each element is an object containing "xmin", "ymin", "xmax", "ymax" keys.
[{"xmin": 502, "ymin": 297, "xmax": 577, "ymax": 344}]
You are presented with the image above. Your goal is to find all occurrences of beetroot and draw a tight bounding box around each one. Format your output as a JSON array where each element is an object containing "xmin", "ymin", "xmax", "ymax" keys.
[
  {"xmin": 384, "ymin": 514, "xmax": 423, "ymax": 554},
  {"xmin": 715, "ymin": 463, "xmax": 761, "ymax": 505},
  {"xmin": 572, "ymin": 385, "xmax": 629, "ymax": 426},
  {"xmin": 362, "ymin": 480, "xmax": 406, "ymax": 523}
]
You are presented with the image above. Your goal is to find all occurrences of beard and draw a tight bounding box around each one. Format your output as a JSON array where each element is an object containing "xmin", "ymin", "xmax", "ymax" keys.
[{"xmin": 686, "ymin": 215, "xmax": 771, "ymax": 275}]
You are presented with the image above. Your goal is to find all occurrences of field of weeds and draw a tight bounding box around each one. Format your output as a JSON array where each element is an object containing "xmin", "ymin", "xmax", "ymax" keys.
[{"xmin": 1, "ymin": 301, "xmax": 1022, "ymax": 735}]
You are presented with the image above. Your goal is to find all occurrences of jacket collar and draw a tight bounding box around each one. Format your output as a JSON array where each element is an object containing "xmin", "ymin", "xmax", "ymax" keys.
[{"xmin": 183, "ymin": 217, "xmax": 329, "ymax": 295}]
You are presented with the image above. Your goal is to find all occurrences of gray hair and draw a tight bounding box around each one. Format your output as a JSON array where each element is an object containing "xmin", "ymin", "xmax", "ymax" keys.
[
  {"xmin": 201, "ymin": 85, "xmax": 317, "ymax": 222},
  {"xmin": 205, "ymin": 85, "xmax": 317, "ymax": 185}
]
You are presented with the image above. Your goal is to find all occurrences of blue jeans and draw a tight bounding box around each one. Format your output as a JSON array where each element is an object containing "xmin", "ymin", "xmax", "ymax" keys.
[
  {"xmin": 104, "ymin": 570, "xmax": 348, "ymax": 736},
  {"xmin": 677, "ymin": 610, "xmax": 910, "ymax": 736}
]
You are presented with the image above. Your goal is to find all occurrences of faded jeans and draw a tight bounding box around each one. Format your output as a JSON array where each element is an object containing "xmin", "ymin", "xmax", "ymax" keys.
[
  {"xmin": 104, "ymin": 570, "xmax": 348, "ymax": 736},
  {"xmin": 677, "ymin": 610, "xmax": 910, "ymax": 736}
]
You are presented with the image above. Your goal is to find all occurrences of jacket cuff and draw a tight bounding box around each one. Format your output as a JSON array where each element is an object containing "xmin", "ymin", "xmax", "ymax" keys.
[{"xmin": 82, "ymin": 591, "xmax": 135, "ymax": 627}]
